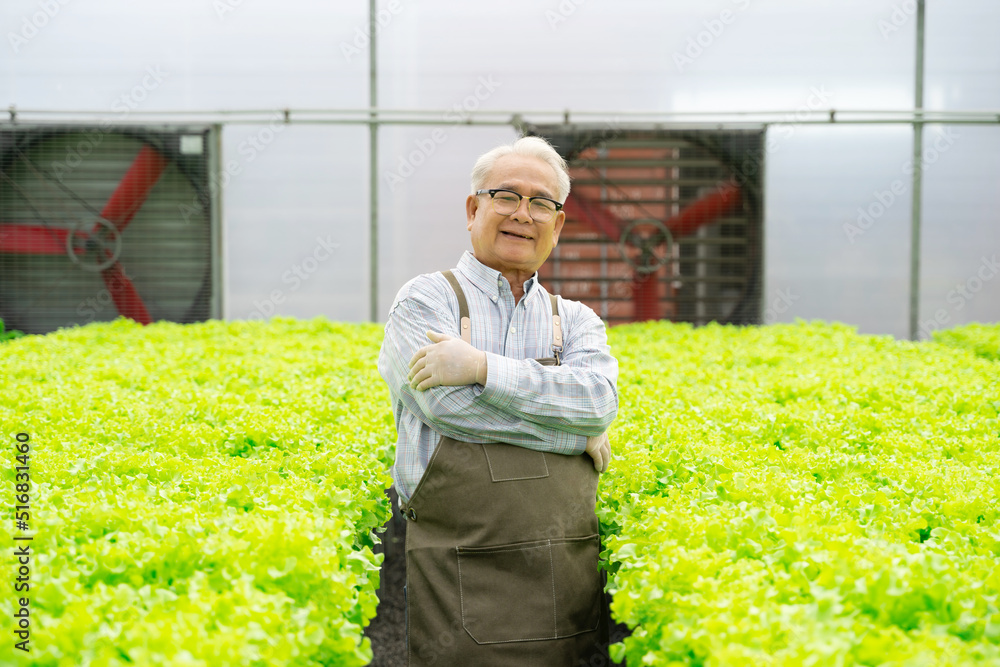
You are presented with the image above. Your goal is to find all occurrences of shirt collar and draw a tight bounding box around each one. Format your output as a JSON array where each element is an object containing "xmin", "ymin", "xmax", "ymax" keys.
[{"xmin": 457, "ymin": 251, "xmax": 540, "ymax": 301}]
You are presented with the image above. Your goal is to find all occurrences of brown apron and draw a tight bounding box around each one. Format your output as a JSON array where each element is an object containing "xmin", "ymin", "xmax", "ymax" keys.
[{"xmin": 400, "ymin": 271, "xmax": 608, "ymax": 666}]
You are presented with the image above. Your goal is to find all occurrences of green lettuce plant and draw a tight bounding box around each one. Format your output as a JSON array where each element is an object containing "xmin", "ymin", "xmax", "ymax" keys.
[
  {"xmin": 1, "ymin": 317, "xmax": 393, "ymax": 666},
  {"xmin": 3, "ymin": 317, "xmax": 998, "ymax": 666},
  {"xmin": 933, "ymin": 322, "xmax": 1000, "ymax": 361},
  {"xmin": 601, "ymin": 321, "xmax": 1000, "ymax": 666}
]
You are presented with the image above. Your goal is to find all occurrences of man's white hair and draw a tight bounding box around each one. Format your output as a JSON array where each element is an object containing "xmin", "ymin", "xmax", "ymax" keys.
[{"xmin": 470, "ymin": 136, "xmax": 571, "ymax": 203}]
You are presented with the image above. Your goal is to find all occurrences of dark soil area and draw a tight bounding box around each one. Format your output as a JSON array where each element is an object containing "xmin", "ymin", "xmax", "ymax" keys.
[{"xmin": 364, "ymin": 488, "xmax": 630, "ymax": 667}]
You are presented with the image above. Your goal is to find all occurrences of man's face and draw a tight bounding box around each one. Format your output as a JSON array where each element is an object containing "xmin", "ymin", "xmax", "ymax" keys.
[{"xmin": 466, "ymin": 154, "xmax": 566, "ymax": 279}]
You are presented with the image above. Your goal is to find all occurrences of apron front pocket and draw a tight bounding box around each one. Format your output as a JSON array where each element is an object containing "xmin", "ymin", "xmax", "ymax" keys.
[
  {"xmin": 481, "ymin": 442, "xmax": 549, "ymax": 482},
  {"xmin": 456, "ymin": 534, "xmax": 601, "ymax": 644}
]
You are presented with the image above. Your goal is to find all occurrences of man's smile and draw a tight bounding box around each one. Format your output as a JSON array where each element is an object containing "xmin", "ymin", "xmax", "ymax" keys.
[{"xmin": 500, "ymin": 230, "xmax": 533, "ymax": 240}]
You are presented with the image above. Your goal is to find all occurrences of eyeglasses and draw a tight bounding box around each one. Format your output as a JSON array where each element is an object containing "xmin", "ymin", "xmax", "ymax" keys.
[{"xmin": 475, "ymin": 189, "xmax": 563, "ymax": 222}]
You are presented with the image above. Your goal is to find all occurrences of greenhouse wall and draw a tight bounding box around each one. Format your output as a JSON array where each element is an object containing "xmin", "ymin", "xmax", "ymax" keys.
[{"xmin": 3, "ymin": 0, "xmax": 998, "ymax": 339}]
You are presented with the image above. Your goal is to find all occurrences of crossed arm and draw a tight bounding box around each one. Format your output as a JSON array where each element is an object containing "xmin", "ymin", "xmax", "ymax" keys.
[{"xmin": 378, "ymin": 293, "xmax": 618, "ymax": 468}]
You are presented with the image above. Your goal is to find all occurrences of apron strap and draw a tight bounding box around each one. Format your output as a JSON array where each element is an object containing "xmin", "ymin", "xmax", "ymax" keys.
[
  {"xmin": 550, "ymin": 293, "xmax": 563, "ymax": 364},
  {"xmin": 439, "ymin": 270, "xmax": 562, "ymax": 359},
  {"xmin": 441, "ymin": 270, "xmax": 471, "ymax": 344}
]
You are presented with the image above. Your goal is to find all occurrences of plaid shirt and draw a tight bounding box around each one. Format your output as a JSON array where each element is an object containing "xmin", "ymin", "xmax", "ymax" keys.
[{"xmin": 378, "ymin": 251, "xmax": 619, "ymax": 502}]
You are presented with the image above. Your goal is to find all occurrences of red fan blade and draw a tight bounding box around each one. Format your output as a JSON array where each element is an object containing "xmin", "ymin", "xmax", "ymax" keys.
[
  {"xmin": 562, "ymin": 195, "xmax": 624, "ymax": 242},
  {"xmin": 101, "ymin": 260, "xmax": 151, "ymax": 324},
  {"xmin": 663, "ymin": 181, "xmax": 742, "ymax": 237},
  {"xmin": 91, "ymin": 143, "xmax": 168, "ymax": 325},
  {"xmin": 96, "ymin": 144, "xmax": 169, "ymax": 233},
  {"xmin": 563, "ymin": 182, "xmax": 743, "ymax": 324},
  {"xmin": 0, "ymin": 224, "xmax": 85, "ymax": 256},
  {"xmin": 564, "ymin": 181, "xmax": 742, "ymax": 241}
]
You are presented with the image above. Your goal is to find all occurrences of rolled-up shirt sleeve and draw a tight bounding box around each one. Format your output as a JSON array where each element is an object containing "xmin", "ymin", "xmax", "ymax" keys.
[{"xmin": 378, "ymin": 293, "xmax": 588, "ymax": 455}]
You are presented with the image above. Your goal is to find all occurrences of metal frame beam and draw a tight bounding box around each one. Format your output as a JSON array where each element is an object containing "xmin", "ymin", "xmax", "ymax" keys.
[
  {"xmin": 7, "ymin": 107, "xmax": 1000, "ymax": 128},
  {"xmin": 909, "ymin": 0, "xmax": 926, "ymax": 340}
]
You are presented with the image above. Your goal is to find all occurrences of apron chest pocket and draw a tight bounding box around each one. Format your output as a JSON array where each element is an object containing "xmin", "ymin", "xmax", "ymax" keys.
[
  {"xmin": 456, "ymin": 534, "xmax": 601, "ymax": 644},
  {"xmin": 481, "ymin": 443, "xmax": 549, "ymax": 482}
]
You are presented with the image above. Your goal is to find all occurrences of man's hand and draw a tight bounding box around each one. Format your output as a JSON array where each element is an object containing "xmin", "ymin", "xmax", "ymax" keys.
[
  {"xmin": 408, "ymin": 331, "xmax": 488, "ymax": 391},
  {"xmin": 585, "ymin": 431, "xmax": 611, "ymax": 473}
]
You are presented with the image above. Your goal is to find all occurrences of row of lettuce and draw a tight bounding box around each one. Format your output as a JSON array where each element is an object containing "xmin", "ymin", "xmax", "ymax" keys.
[
  {"xmin": 1, "ymin": 318, "xmax": 392, "ymax": 666},
  {"xmin": 1, "ymin": 317, "xmax": 997, "ymax": 665},
  {"xmin": 602, "ymin": 322, "xmax": 1000, "ymax": 665}
]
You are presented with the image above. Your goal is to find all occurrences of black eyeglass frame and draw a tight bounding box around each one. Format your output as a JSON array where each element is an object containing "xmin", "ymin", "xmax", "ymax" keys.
[{"xmin": 475, "ymin": 188, "xmax": 564, "ymax": 218}]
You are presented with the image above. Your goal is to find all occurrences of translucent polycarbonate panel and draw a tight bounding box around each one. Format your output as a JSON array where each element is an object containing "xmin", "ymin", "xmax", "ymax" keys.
[
  {"xmin": 377, "ymin": 0, "xmax": 916, "ymax": 112},
  {"xmin": 764, "ymin": 122, "xmax": 1000, "ymax": 339},
  {"xmin": 376, "ymin": 124, "xmax": 516, "ymax": 316},
  {"xmin": 3, "ymin": 0, "xmax": 997, "ymax": 333},
  {"xmin": 2, "ymin": 1, "xmax": 369, "ymax": 110},
  {"xmin": 764, "ymin": 125, "xmax": 915, "ymax": 338},
  {"xmin": 221, "ymin": 124, "xmax": 369, "ymax": 322},
  {"xmin": 924, "ymin": 0, "xmax": 1000, "ymax": 110},
  {"xmin": 918, "ymin": 126, "xmax": 1000, "ymax": 338}
]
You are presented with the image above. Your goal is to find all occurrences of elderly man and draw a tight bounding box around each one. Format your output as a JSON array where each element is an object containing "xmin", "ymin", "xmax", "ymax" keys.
[{"xmin": 378, "ymin": 135, "xmax": 619, "ymax": 666}]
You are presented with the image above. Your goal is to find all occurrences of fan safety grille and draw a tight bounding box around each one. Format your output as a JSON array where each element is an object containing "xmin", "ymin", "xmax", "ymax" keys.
[
  {"xmin": 0, "ymin": 125, "xmax": 218, "ymax": 335},
  {"xmin": 527, "ymin": 126, "xmax": 764, "ymax": 326}
]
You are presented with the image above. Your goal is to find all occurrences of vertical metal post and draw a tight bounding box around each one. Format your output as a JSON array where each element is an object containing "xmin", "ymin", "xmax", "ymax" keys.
[
  {"xmin": 908, "ymin": 0, "xmax": 926, "ymax": 340},
  {"xmin": 369, "ymin": 0, "xmax": 379, "ymax": 322},
  {"xmin": 209, "ymin": 124, "xmax": 225, "ymax": 320}
]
